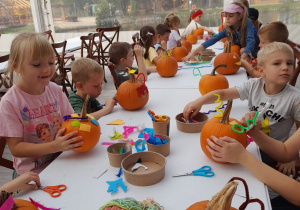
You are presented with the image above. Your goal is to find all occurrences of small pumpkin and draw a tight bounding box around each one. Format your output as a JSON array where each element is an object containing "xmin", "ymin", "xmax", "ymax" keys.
[
  {"xmin": 193, "ymin": 23, "xmax": 204, "ymax": 38},
  {"xmin": 200, "ymin": 99, "xmax": 247, "ymax": 163},
  {"xmin": 214, "ymin": 41, "xmax": 241, "ymax": 75},
  {"xmin": 218, "ymin": 24, "xmax": 225, "ymax": 32},
  {"xmin": 156, "ymin": 51, "xmax": 178, "ymax": 77},
  {"xmin": 61, "ymin": 95, "xmax": 101, "ymax": 152},
  {"xmin": 171, "ymin": 40, "xmax": 188, "ymax": 62},
  {"xmin": 224, "ymin": 41, "xmax": 241, "ymax": 57},
  {"xmin": 14, "ymin": 199, "xmax": 39, "ymax": 210},
  {"xmin": 199, "ymin": 64, "xmax": 229, "ymax": 95},
  {"xmin": 117, "ymin": 70, "xmax": 149, "ymax": 110},
  {"xmin": 181, "ymin": 37, "xmax": 192, "ymax": 53},
  {"xmin": 186, "ymin": 33, "xmax": 198, "ymax": 44}
]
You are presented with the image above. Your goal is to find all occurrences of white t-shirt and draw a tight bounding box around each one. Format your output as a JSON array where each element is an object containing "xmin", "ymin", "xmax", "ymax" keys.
[
  {"xmin": 167, "ymin": 30, "xmax": 181, "ymax": 50},
  {"xmin": 183, "ymin": 20, "xmax": 202, "ymax": 36}
]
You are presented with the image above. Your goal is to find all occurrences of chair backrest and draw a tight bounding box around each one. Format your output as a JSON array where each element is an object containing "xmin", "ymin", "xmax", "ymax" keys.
[
  {"xmin": 108, "ymin": 61, "xmax": 121, "ymax": 89},
  {"xmin": 89, "ymin": 31, "xmax": 103, "ymax": 64},
  {"xmin": 0, "ymin": 54, "xmax": 13, "ymax": 100},
  {"xmin": 96, "ymin": 26, "xmax": 121, "ymax": 54},
  {"xmin": 42, "ymin": 30, "xmax": 55, "ymax": 43},
  {"xmin": 132, "ymin": 32, "xmax": 140, "ymax": 44},
  {"xmin": 80, "ymin": 34, "xmax": 95, "ymax": 58},
  {"xmin": 0, "ymin": 138, "xmax": 14, "ymax": 170},
  {"xmin": 287, "ymin": 39, "xmax": 300, "ymax": 86}
]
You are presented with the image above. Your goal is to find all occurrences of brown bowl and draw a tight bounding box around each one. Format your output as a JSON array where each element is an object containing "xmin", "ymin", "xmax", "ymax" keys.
[
  {"xmin": 175, "ymin": 112, "xmax": 208, "ymax": 133},
  {"xmin": 121, "ymin": 151, "xmax": 166, "ymax": 186},
  {"xmin": 107, "ymin": 143, "xmax": 132, "ymax": 167},
  {"xmin": 147, "ymin": 134, "xmax": 170, "ymax": 157}
]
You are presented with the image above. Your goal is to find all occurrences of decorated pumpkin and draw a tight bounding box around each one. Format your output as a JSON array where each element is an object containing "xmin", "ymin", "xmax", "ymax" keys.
[
  {"xmin": 199, "ymin": 64, "xmax": 229, "ymax": 95},
  {"xmin": 117, "ymin": 70, "xmax": 149, "ymax": 110},
  {"xmin": 214, "ymin": 41, "xmax": 241, "ymax": 75},
  {"xmin": 61, "ymin": 95, "xmax": 101, "ymax": 153},
  {"xmin": 224, "ymin": 41, "xmax": 241, "ymax": 57},
  {"xmin": 186, "ymin": 33, "xmax": 198, "ymax": 44},
  {"xmin": 171, "ymin": 40, "xmax": 188, "ymax": 62},
  {"xmin": 156, "ymin": 51, "xmax": 178, "ymax": 77},
  {"xmin": 14, "ymin": 199, "xmax": 39, "ymax": 209},
  {"xmin": 200, "ymin": 99, "xmax": 247, "ymax": 163},
  {"xmin": 181, "ymin": 38, "xmax": 192, "ymax": 53}
]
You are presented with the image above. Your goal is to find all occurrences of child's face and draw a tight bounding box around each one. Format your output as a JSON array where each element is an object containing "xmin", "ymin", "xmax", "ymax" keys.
[
  {"xmin": 194, "ymin": 15, "xmax": 202, "ymax": 23},
  {"xmin": 53, "ymin": 116, "xmax": 61, "ymax": 129},
  {"xmin": 123, "ymin": 48, "xmax": 135, "ymax": 67},
  {"xmin": 222, "ymin": 12, "xmax": 242, "ymax": 28},
  {"xmin": 259, "ymin": 51, "xmax": 294, "ymax": 87},
  {"xmin": 81, "ymin": 72, "xmax": 103, "ymax": 99},
  {"xmin": 258, "ymin": 34, "xmax": 271, "ymax": 48},
  {"xmin": 40, "ymin": 127, "xmax": 51, "ymax": 141},
  {"xmin": 158, "ymin": 33, "xmax": 170, "ymax": 43}
]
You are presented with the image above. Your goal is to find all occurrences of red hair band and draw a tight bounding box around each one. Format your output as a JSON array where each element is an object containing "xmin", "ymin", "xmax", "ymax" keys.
[{"xmin": 191, "ymin": 10, "xmax": 203, "ymax": 20}]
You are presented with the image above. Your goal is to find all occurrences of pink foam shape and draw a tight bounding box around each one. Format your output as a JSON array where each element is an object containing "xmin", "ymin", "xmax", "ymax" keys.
[
  {"xmin": 144, "ymin": 133, "xmax": 150, "ymax": 140},
  {"xmin": 102, "ymin": 142, "xmax": 115, "ymax": 145}
]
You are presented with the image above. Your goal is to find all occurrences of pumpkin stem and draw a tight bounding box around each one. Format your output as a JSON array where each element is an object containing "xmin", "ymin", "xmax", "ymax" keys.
[
  {"xmin": 225, "ymin": 41, "xmax": 232, "ymax": 53},
  {"xmin": 129, "ymin": 72, "xmax": 136, "ymax": 83},
  {"xmin": 195, "ymin": 22, "xmax": 198, "ymax": 29},
  {"xmin": 211, "ymin": 64, "xmax": 227, "ymax": 76},
  {"xmin": 80, "ymin": 95, "xmax": 90, "ymax": 122},
  {"xmin": 176, "ymin": 40, "xmax": 181, "ymax": 47},
  {"xmin": 220, "ymin": 99, "xmax": 233, "ymax": 124}
]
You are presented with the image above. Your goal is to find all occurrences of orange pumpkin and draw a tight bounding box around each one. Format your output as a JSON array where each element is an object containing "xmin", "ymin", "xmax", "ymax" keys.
[
  {"xmin": 199, "ymin": 64, "xmax": 229, "ymax": 95},
  {"xmin": 224, "ymin": 41, "xmax": 241, "ymax": 57},
  {"xmin": 200, "ymin": 99, "xmax": 247, "ymax": 163},
  {"xmin": 186, "ymin": 33, "xmax": 197, "ymax": 44},
  {"xmin": 171, "ymin": 41, "xmax": 188, "ymax": 62},
  {"xmin": 214, "ymin": 41, "xmax": 241, "ymax": 75},
  {"xmin": 221, "ymin": 37, "xmax": 227, "ymax": 43},
  {"xmin": 61, "ymin": 95, "xmax": 101, "ymax": 152},
  {"xmin": 218, "ymin": 24, "xmax": 225, "ymax": 32},
  {"xmin": 181, "ymin": 38, "xmax": 192, "ymax": 53},
  {"xmin": 117, "ymin": 71, "xmax": 149, "ymax": 110},
  {"xmin": 156, "ymin": 51, "xmax": 178, "ymax": 77},
  {"xmin": 14, "ymin": 199, "xmax": 38, "ymax": 209}
]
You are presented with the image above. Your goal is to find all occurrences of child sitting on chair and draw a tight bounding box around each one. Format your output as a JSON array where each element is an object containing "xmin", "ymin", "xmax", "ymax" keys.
[{"xmin": 154, "ymin": 24, "xmax": 171, "ymax": 56}]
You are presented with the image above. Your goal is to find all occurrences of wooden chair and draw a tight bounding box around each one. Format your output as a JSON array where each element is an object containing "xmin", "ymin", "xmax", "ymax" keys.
[
  {"xmin": 51, "ymin": 41, "xmax": 73, "ymax": 97},
  {"xmin": 80, "ymin": 34, "xmax": 95, "ymax": 59},
  {"xmin": 89, "ymin": 31, "xmax": 103, "ymax": 65},
  {"xmin": 96, "ymin": 26, "xmax": 121, "ymax": 82},
  {"xmin": 108, "ymin": 61, "xmax": 121, "ymax": 89},
  {"xmin": 0, "ymin": 54, "xmax": 13, "ymax": 100},
  {"xmin": 287, "ymin": 39, "xmax": 300, "ymax": 86},
  {"xmin": 132, "ymin": 32, "xmax": 140, "ymax": 44},
  {"xmin": 0, "ymin": 138, "xmax": 13, "ymax": 170}
]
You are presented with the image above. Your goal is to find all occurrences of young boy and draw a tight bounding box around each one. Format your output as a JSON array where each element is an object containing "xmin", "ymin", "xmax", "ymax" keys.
[
  {"xmin": 109, "ymin": 42, "xmax": 156, "ymax": 84},
  {"xmin": 154, "ymin": 24, "xmax": 171, "ymax": 56},
  {"xmin": 69, "ymin": 58, "xmax": 115, "ymax": 120},
  {"xmin": 242, "ymin": 21, "xmax": 289, "ymax": 78},
  {"xmin": 184, "ymin": 42, "xmax": 300, "ymax": 198}
]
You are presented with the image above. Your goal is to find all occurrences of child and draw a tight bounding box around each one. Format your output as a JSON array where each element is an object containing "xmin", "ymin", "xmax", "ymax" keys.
[
  {"xmin": 69, "ymin": 58, "xmax": 115, "ymax": 120},
  {"xmin": 139, "ymin": 26, "xmax": 160, "ymax": 67},
  {"xmin": 183, "ymin": 9, "xmax": 214, "ymax": 36},
  {"xmin": 183, "ymin": 42, "xmax": 300, "ymax": 184},
  {"xmin": 0, "ymin": 33, "xmax": 82, "ymax": 176},
  {"xmin": 154, "ymin": 24, "xmax": 171, "ymax": 56},
  {"xmin": 164, "ymin": 13, "xmax": 182, "ymax": 50},
  {"xmin": 182, "ymin": 2, "xmax": 256, "ymax": 62}
]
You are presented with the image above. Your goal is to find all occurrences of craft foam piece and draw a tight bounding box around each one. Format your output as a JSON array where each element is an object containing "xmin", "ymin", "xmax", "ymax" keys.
[
  {"xmin": 71, "ymin": 120, "xmax": 80, "ymax": 127},
  {"xmin": 144, "ymin": 133, "xmax": 150, "ymax": 140},
  {"xmin": 129, "ymin": 139, "xmax": 135, "ymax": 146},
  {"xmin": 131, "ymin": 163, "xmax": 148, "ymax": 171},
  {"xmin": 135, "ymin": 139, "xmax": 146, "ymax": 152},
  {"xmin": 102, "ymin": 142, "xmax": 115, "ymax": 145},
  {"xmin": 71, "ymin": 113, "xmax": 78, "ymax": 117},
  {"xmin": 29, "ymin": 197, "xmax": 60, "ymax": 210},
  {"xmin": 107, "ymin": 119, "xmax": 125, "ymax": 125},
  {"xmin": 79, "ymin": 123, "xmax": 91, "ymax": 132},
  {"xmin": 0, "ymin": 194, "xmax": 14, "ymax": 210},
  {"xmin": 106, "ymin": 178, "xmax": 128, "ymax": 195},
  {"xmin": 86, "ymin": 114, "xmax": 95, "ymax": 120},
  {"xmin": 90, "ymin": 119, "xmax": 98, "ymax": 126},
  {"xmin": 138, "ymin": 132, "xmax": 144, "ymax": 138},
  {"xmin": 229, "ymin": 120, "xmax": 238, "ymax": 125},
  {"xmin": 116, "ymin": 168, "xmax": 123, "ymax": 177},
  {"xmin": 144, "ymin": 128, "xmax": 155, "ymax": 136}
]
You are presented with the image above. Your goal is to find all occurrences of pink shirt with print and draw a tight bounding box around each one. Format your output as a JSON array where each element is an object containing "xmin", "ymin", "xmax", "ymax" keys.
[{"xmin": 0, "ymin": 82, "xmax": 73, "ymax": 175}]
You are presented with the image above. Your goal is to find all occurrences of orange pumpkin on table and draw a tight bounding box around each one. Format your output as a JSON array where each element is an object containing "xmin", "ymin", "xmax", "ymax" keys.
[
  {"xmin": 199, "ymin": 64, "xmax": 229, "ymax": 95},
  {"xmin": 200, "ymin": 99, "xmax": 247, "ymax": 163},
  {"xmin": 14, "ymin": 199, "xmax": 39, "ymax": 209},
  {"xmin": 193, "ymin": 23, "xmax": 204, "ymax": 39},
  {"xmin": 156, "ymin": 51, "xmax": 178, "ymax": 77},
  {"xmin": 181, "ymin": 38, "xmax": 192, "ymax": 53},
  {"xmin": 171, "ymin": 40, "xmax": 188, "ymax": 62},
  {"xmin": 224, "ymin": 41, "xmax": 241, "ymax": 57},
  {"xmin": 61, "ymin": 95, "xmax": 101, "ymax": 153},
  {"xmin": 214, "ymin": 41, "xmax": 241, "ymax": 75},
  {"xmin": 117, "ymin": 70, "xmax": 149, "ymax": 110},
  {"xmin": 186, "ymin": 33, "xmax": 198, "ymax": 44}
]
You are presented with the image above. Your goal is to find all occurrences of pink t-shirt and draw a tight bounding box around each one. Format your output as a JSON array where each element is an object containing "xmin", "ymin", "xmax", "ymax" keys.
[{"xmin": 0, "ymin": 82, "xmax": 73, "ymax": 175}]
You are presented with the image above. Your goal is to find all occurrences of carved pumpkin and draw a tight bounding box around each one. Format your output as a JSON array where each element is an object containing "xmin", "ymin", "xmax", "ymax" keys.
[
  {"xmin": 61, "ymin": 95, "xmax": 101, "ymax": 152},
  {"xmin": 214, "ymin": 41, "xmax": 241, "ymax": 75},
  {"xmin": 200, "ymin": 100, "xmax": 247, "ymax": 163},
  {"xmin": 181, "ymin": 38, "xmax": 192, "ymax": 53},
  {"xmin": 156, "ymin": 51, "xmax": 178, "ymax": 77},
  {"xmin": 224, "ymin": 41, "xmax": 241, "ymax": 57},
  {"xmin": 186, "ymin": 33, "xmax": 198, "ymax": 44},
  {"xmin": 199, "ymin": 64, "xmax": 229, "ymax": 95},
  {"xmin": 117, "ymin": 71, "xmax": 149, "ymax": 110},
  {"xmin": 172, "ymin": 40, "xmax": 188, "ymax": 62},
  {"xmin": 14, "ymin": 199, "xmax": 39, "ymax": 209}
]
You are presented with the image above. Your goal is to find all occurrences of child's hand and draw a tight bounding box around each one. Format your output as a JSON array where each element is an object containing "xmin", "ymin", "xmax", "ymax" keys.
[
  {"xmin": 276, "ymin": 161, "xmax": 296, "ymax": 177},
  {"xmin": 104, "ymin": 99, "xmax": 116, "ymax": 112},
  {"xmin": 2, "ymin": 171, "xmax": 41, "ymax": 192},
  {"xmin": 182, "ymin": 54, "xmax": 192, "ymax": 62},
  {"xmin": 183, "ymin": 101, "xmax": 201, "ymax": 120},
  {"xmin": 161, "ymin": 40, "xmax": 167, "ymax": 50},
  {"xmin": 241, "ymin": 111, "xmax": 261, "ymax": 136},
  {"xmin": 240, "ymin": 47, "xmax": 245, "ymax": 55},
  {"xmin": 53, "ymin": 128, "xmax": 83, "ymax": 152},
  {"xmin": 134, "ymin": 45, "xmax": 144, "ymax": 58}
]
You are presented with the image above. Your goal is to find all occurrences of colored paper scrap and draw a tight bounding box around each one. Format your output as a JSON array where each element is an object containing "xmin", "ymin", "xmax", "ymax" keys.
[
  {"xmin": 116, "ymin": 168, "xmax": 123, "ymax": 177},
  {"xmin": 90, "ymin": 119, "xmax": 98, "ymax": 126},
  {"xmin": 71, "ymin": 113, "xmax": 78, "ymax": 117},
  {"xmin": 135, "ymin": 139, "xmax": 146, "ymax": 152},
  {"xmin": 106, "ymin": 178, "xmax": 127, "ymax": 195},
  {"xmin": 86, "ymin": 114, "xmax": 95, "ymax": 120},
  {"xmin": 102, "ymin": 142, "xmax": 115, "ymax": 145},
  {"xmin": 107, "ymin": 119, "xmax": 125, "ymax": 125},
  {"xmin": 79, "ymin": 123, "xmax": 91, "ymax": 132},
  {"xmin": 71, "ymin": 120, "xmax": 80, "ymax": 127}
]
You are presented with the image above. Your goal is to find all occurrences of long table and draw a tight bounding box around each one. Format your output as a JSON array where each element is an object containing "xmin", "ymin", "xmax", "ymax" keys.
[{"xmin": 14, "ymin": 41, "xmax": 272, "ymax": 209}]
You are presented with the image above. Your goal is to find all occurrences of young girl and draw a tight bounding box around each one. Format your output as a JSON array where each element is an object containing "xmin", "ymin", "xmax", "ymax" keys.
[
  {"xmin": 140, "ymin": 26, "xmax": 159, "ymax": 67},
  {"xmin": 183, "ymin": 9, "xmax": 214, "ymax": 36},
  {"xmin": 164, "ymin": 13, "xmax": 181, "ymax": 50},
  {"xmin": 182, "ymin": 2, "xmax": 256, "ymax": 62},
  {"xmin": 0, "ymin": 33, "xmax": 82, "ymax": 176}
]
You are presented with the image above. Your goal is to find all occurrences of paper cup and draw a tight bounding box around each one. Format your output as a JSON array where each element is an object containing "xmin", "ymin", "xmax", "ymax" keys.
[
  {"xmin": 152, "ymin": 117, "xmax": 170, "ymax": 136},
  {"xmin": 107, "ymin": 143, "xmax": 132, "ymax": 167},
  {"xmin": 175, "ymin": 112, "xmax": 208, "ymax": 133},
  {"xmin": 147, "ymin": 135, "xmax": 170, "ymax": 157}
]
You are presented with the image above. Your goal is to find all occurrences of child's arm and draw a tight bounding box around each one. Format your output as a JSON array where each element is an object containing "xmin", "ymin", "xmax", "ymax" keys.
[
  {"xmin": 6, "ymin": 129, "xmax": 83, "ymax": 157},
  {"xmin": 241, "ymin": 59, "xmax": 260, "ymax": 78},
  {"xmin": 199, "ymin": 26, "xmax": 214, "ymax": 34},
  {"xmin": 241, "ymin": 19, "xmax": 255, "ymax": 60},
  {"xmin": 0, "ymin": 171, "xmax": 41, "ymax": 192},
  {"xmin": 183, "ymin": 87, "xmax": 240, "ymax": 120},
  {"xmin": 134, "ymin": 45, "xmax": 148, "ymax": 81},
  {"xmin": 146, "ymin": 66, "xmax": 157, "ymax": 74},
  {"xmin": 206, "ymin": 136, "xmax": 300, "ymax": 207},
  {"xmin": 90, "ymin": 99, "xmax": 116, "ymax": 120}
]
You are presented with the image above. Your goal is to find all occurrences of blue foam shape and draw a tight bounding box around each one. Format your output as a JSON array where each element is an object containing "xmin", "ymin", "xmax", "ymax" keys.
[
  {"xmin": 138, "ymin": 132, "xmax": 144, "ymax": 138},
  {"xmin": 90, "ymin": 119, "xmax": 98, "ymax": 126},
  {"xmin": 106, "ymin": 178, "xmax": 127, "ymax": 195}
]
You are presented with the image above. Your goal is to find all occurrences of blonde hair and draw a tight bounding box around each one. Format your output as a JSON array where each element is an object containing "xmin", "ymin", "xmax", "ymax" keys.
[
  {"xmin": 164, "ymin": 13, "xmax": 180, "ymax": 29},
  {"xmin": 71, "ymin": 58, "xmax": 103, "ymax": 84},
  {"xmin": 257, "ymin": 21, "xmax": 289, "ymax": 43},
  {"xmin": 8, "ymin": 33, "xmax": 54, "ymax": 75},
  {"xmin": 235, "ymin": 0, "xmax": 249, "ymax": 8},
  {"xmin": 257, "ymin": 42, "xmax": 294, "ymax": 66}
]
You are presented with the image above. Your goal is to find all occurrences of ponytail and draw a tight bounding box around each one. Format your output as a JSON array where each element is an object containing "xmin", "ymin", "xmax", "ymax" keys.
[{"xmin": 140, "ymin": 26, "xmax": 156, "ymax": 60}]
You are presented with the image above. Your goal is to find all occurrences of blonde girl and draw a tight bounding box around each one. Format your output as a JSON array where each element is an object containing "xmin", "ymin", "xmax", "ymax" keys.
[
  {"xmin": 140, "ymin": 25, "xmax": 159, "ymax": 67},
  {"xmin": 164, "ymin": 13, "xmax": 182, "ymax": 49},
  {"xmin": 0, "ymin": 33, "xmax": 82, "ymax": 176}
]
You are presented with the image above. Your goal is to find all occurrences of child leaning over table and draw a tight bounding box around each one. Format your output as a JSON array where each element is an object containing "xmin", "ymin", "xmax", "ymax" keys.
[
  {"xmin": 154, "ymin": 24, "xmax": 171, "ymax": 56},
  {"xmin": 183, "ymin": 43, "xmax": 300, "ymax": 199},
  {"xmin": 108, "ymin": 42, "xmax": 156, "ymax": 84},
  {"xmin": 68, "ymin": 58, "xmax": 116, "ymax": 120},
  {"xmin": 0, "ymin": 33, "xmax": 82, "ymax": 176}
]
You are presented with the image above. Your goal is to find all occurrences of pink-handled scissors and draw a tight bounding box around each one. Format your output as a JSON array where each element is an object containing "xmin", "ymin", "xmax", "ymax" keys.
[{"xmin": 39, "ymin": 184, "xmax": 67, "ymax": 198}]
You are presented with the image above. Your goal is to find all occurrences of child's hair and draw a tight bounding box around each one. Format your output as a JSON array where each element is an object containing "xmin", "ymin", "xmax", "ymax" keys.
[
  {"xmin": 225, "ymin": 2, "xmax": 248, "ymax": 48},
  {"xmin": 164, "ymin": 13, "xmax": 180, "ymax": 29},
  {"xmin": 36, "ymin": 123, "xmax": 50, "ymax": 138},
  {"xmin": 188, "ymin": 9, "xmax": 203, "ymax": 23},
  {"xmin": 257, "ymin": 42, "xmax": 293, "ymax": 66},
  {"xmin": 71, "ymin": 58, "xmax": 103, "ymax": 85},
  {"xmin": 257, "ymin": 21, "xmax": 289, "ymax": 43},
  {"xmin": 7, "ymin": 33, "xmax": 54, "ymax": 75},
  {"xmin": 235, "ymin": 0, "xmax": 249, "ymax": 8},
  {"xmin": 140, "ymin": 26, "xmax": 156, "ymax": 60},
  {"xmin": 156, "ymin": 24, "xmax": 171, "ymax": 36},
  {"xmin": 248, "ymin": 8, "xmax": 259, "ymax": 30},
  {"xmin": 109, "ymin": 42, "xmax": 132, "ymax": 65}
]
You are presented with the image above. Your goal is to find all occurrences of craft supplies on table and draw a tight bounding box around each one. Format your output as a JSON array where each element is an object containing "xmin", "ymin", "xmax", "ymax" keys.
[
  {"xmin": 172, "ymin": 166, "xmax": 214, "ymax": 178},
  {"xmin": 39, "ymin": 185, "xmax": 67, "ymax": 198}
]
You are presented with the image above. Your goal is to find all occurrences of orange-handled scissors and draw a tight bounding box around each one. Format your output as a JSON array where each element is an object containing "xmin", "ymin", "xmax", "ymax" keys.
[
  {"xmin": 248, "ymin": 52, "xmax": 257, "ymax": 66},
  {"xmin": 154, "ymin": 115, "xmax": 168, "ymax": 122},
  {"xmin": 39, "ymin": 184, "xmax": 67, "ymax": 198}
]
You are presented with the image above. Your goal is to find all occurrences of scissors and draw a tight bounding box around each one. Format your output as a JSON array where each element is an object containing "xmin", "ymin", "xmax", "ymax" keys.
[
  {"xmin": 248, "ymin": 52, "xmax": 257, "ymax": 66},
  {"xmin": 39, "ymin": 184, "xmax": 67, "ymax": 197},
  {"xmin": 154, "ymin": 115, "xmax": 168, "ymax": 122},
  {"xmin": 172, "ymin": 166, "xmax": 214, "ymax": 178}
]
